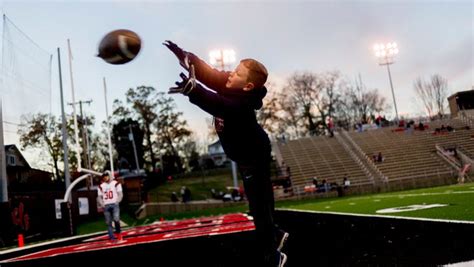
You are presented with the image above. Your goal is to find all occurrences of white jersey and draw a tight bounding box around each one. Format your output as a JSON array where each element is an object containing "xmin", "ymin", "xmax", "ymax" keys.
[{"xmin": 98, "ymin": 180, "xmax": 123, "ymax": 205}]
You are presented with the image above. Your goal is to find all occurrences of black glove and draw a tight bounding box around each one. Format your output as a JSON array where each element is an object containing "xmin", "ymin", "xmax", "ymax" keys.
[
  {"xmin": 163, "ymin": 40, "xmax": 190, "ymax": 70},
  {"xmin": 169, "ymin": 64, "xmax": 196, "ymax": 95}
]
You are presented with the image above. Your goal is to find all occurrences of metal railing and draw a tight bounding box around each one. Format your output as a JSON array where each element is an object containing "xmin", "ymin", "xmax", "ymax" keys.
[
  {"xmin": 341, "ymin": 131, "xmax": 386, "ymax": 183},
  {"xmin": 334, "ymin": 132, "xmax": 375, "ymax": 184},
  {"xmin": 459, "ymin": 110, "xmax": 474, "ymax": 128}
]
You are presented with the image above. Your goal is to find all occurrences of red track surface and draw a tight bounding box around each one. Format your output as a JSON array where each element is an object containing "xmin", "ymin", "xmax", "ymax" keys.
[{"xmin": 4, "ymin": 213, "xmax": 255, "ymax": 263}]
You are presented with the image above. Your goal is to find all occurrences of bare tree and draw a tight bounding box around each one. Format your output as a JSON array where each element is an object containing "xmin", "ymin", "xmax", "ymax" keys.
[
  {"xmin": 431, "ymin": 74, "xmax": 449, "ymax": 116},
  {"xmin": 340, "ymin": 75, "xmax": 387, "ymax": 125},
  {"xmin": 260, "ymin": 72, "xmax": 386, "ymax": 138},
  {"xmin": 414, "ymin": 74, "xmax": 448, "ymax": 118},
  {"xmin": 256, "ymin": 81, "xmax": 286, "ymax": 136},
  {"xmin": 414, "ymin": 77, "xmax": 434, "ymax": 117},
  {"xmin": 313, "ymin": 71, "xmax": 343, "ymax": 130},
  {"xmin": 155, "ymin": 92, "xmax": 193, "ymax": 173},
  {"xmin": 18, "ymin": 113, "xmax": 63, "ymax": 179},
  {"xmin": 283, "ymin": 72, "xmax": 321, "ymax": 135},
  {"xmin": 125, "ymin": 86, "xmax": 159, "ymax": 169}
]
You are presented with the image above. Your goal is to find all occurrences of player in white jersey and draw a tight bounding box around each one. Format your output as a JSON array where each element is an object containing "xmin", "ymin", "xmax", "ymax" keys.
[{"xmin": 97, "ymin": 171, "xmax": 123, "ymax": 241}]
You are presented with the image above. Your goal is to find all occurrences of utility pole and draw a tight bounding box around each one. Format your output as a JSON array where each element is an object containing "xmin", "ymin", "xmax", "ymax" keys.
[
  {"xmin": 68, "ymin": 100, "xmax": 92, "ymax": 169},
  {"xmin": 68, "ymin": 99, "xmax": 92, "ymax": 188},
  {"xmin": 58, "ymin": 47, "xmax": 71, "ymax": 192},
  {"xmin": 128, "ymin": 124, "xmax": 141, "ymax": 173}
]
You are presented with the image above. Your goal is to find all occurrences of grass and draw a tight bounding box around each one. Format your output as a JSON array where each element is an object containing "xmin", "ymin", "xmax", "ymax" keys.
[
  {"xmin": 277, "ymin": 182, "xmax": 474, "ymax": 221},
  {"xmin": 74, "ymin": 181, "xmax": 474, "ymax": 238},
  {"xmin": 147, "ymin": 169, "xmax": 243, "ymax": 202}
]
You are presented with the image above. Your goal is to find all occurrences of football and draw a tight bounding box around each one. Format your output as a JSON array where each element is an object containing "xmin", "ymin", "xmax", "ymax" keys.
[{"xmin": 97, "ymin": 29, "xmax": 141, "ymax": 65}]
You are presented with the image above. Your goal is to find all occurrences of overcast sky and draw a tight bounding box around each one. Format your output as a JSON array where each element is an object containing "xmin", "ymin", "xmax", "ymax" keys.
[{"xmin": 0, "ymin": 0, "xmax": 472, "ymax": 166}]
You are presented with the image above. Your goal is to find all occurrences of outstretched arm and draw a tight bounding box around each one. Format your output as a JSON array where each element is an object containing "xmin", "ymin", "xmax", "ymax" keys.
[
  {"xmin": 168, "ymin": 65, "xmax": 247, "ymax": 118},
  {"xmin": 187, "ymin": 53, "xmax": 229, "ymax": 93},
  {"xmin": 188, "ymin": 84, "xmax": 247, "ymax": 118},
  {"xmin": 163, "ymin": 40, "xmax": 229, "ymax": 93}
]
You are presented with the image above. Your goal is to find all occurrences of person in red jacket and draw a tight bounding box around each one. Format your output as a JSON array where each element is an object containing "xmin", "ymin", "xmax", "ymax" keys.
[{"xmin": 164, "ymin": 41, "xmax": 287, "ymax": 267}]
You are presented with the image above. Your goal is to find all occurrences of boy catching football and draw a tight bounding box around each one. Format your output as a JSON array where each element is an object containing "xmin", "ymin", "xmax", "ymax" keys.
[{"xmin": 164, "ymin": 41, "xmax": 288, "ymax": 267}]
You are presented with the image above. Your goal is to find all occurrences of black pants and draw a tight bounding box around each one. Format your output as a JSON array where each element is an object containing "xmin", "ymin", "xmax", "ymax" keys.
[{"xmin": 238, "ymin": 158, "xmax": 278, "ymax": 266}]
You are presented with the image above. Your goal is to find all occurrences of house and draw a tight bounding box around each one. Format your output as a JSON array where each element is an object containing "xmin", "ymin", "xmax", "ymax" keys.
[
  {"xmin": 207, "ymin": 140, "xmax": 229, "ymax": 167},
  {"xmin": 116, "ymin": 169, "xmax": 146, "ymax": 204},
  {"xmin": 448, "ymin": 89, "xmax": 474, "ymax": 117},
  {"xmin": 5, "ymin": 145, "xmax": 53, "ymax": 189}
]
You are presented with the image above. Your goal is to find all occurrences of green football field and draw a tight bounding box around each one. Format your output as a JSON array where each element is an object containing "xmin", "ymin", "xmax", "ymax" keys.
[{"xmin": 277, "ymin": 182, "xmax": 474, "ymax": 222}]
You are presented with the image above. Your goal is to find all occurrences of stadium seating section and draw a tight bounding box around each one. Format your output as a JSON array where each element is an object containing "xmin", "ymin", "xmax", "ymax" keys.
[{"xmin": 276, "ymin": 115, "xmax": 474, "ymax": 196}]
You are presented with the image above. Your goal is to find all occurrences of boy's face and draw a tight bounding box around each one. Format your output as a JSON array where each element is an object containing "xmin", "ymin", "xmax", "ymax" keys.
[{"xmin": 226, "ymin": 63, "xmax": 254, "ymax": 91}]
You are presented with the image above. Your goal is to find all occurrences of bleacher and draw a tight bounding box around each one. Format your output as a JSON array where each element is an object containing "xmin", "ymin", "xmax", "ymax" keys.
[
  {"xmin": 347, "ymin": 117, "xmax": 473, "ymax": 184},
  {"xmin": 275, "ymin": 116, "xmax": 474, "ymax": 195},
  {"xmin": 277, "ymin": 136, "xmax": 372, "ymax": 191}
]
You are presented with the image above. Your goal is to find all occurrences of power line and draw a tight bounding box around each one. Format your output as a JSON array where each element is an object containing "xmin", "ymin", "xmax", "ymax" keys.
[{"xmin": 3, "ymin": 120, "xmax": 19, "ymax": 126}]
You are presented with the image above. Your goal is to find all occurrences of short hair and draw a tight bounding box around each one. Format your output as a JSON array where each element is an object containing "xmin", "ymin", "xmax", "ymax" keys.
[{"xmin": 240, "ymin": 58, "xmax": 268, "ymax": 89}]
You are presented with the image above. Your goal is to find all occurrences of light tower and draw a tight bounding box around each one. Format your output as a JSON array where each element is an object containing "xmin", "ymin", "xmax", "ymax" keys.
[
  {"xmin": 374, "ymin": 42, "xmax": 400, "ymax": 122},
  {"xmin": 209, "ymin": 49, "xmax": 239, "ymax": 188}
]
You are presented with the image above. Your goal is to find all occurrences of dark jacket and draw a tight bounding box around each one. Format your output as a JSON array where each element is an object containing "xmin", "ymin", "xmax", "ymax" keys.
[{"xmin": 186, "ymin": 53, "xmax": 271, "ymax": 164}]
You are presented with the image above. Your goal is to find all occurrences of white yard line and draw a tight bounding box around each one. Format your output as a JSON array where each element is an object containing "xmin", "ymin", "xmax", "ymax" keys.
[{"xmin": 278, "ymin": 208, "xmax": 474, "ymax": 224}]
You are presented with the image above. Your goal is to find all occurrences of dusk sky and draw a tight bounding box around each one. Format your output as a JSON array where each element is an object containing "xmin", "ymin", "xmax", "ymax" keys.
[{"xmin": 0, "ymin": 0, "xmax": 472, "ymax": 167}]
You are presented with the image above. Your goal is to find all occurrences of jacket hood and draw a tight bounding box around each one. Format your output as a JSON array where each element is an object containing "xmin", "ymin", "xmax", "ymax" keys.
[
  {"xmin": 221, "ymin": 86, "xmax": 267, "ymax": 110},
  {"xmin": 251, "ymin": 86, "xmax": 267, "ymax": 110}
]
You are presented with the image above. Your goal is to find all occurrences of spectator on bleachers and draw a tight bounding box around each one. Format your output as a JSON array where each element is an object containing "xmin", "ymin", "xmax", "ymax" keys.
[
  {"xmin": 343, "ymin": 176, "xmax": 351, "ymax": 189},
  {"xmin": 405, "ymin": 122, "xmax": 414, "ymax": 134},
  {"xmin": 319, "ymin": 179, "xmax": 330, "ymax": 192},
  {"xmin": 375, "ymin": 115, "xmax": 382, "ymax": 128},
  {"xmin": 280, "ymin": 134, "xmax": 287, "ymax": 144},
  {"xmin": 398, "ymin": 119, "xmax": 405, "ymax": 128},
  {"xmin": 312, "ymin": 177, "xmax": 319, "ymax": 187},
  {"xmin": 417, "ymin": 122, "xmax": 425, "ymax": 131},
  {"xmin": 211, "ymin": 188, "xmax": 219, "ymax": 199},
  {"xmin": 336, "ymin": 182, "xmax": 344, "ymax": 197},
  {"xmin": 445, "ymin": 148, "xmax": 457, "ymax": 158},
  {"xmin": 327, "ymin": 117, "xmax": 335, "ymax": 137},
  {"xmin": 434, "ymin": 124, "xmax": 453, "ymax": 135},
  {"xmin": 382, "ymin": 116, "xmax": 389, "ymax": 127},
  {"xmin": 377, "ymin": 152, "xmax": 384, "ymax": 163},
  {"xmin": 171, "ymin": 192, "xmax": 179, "ymax": 202},
  {"xmin": 181, "ymin": 186, "xmax": 191, "ymax": 203},
  {"xmin": 231, "ymin": 188, "xmax": 241, "ymax": 201},
  {"xmin": 284, "ymin": 176, "xmax": 292, "ymax": 189},
  {"xmin": 280, "ymin": 161, "xmax": 290, "ymax": 178}
]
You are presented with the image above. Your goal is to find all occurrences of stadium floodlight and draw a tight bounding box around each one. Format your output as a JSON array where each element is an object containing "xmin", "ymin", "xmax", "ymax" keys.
[
  {"xmin": 373, "ymin": 42, "xmax": 400, "ymax": 122},
  {"xmin": 209, "ymin": 49, "xmax": 238, "ymax": 188},
  {"xmin": 209, "ymin": 49, "xmax": 236, "ymax": 70}
]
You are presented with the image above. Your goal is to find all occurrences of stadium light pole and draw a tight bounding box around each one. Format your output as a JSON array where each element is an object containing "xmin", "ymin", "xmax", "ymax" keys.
[
  {"xmin": 209, "ymin": 49, "xmax": 238, "ymax": 188},
  {"xmin": 374, "ymin": 42, "xmax": 400, "ymax": 122}
]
